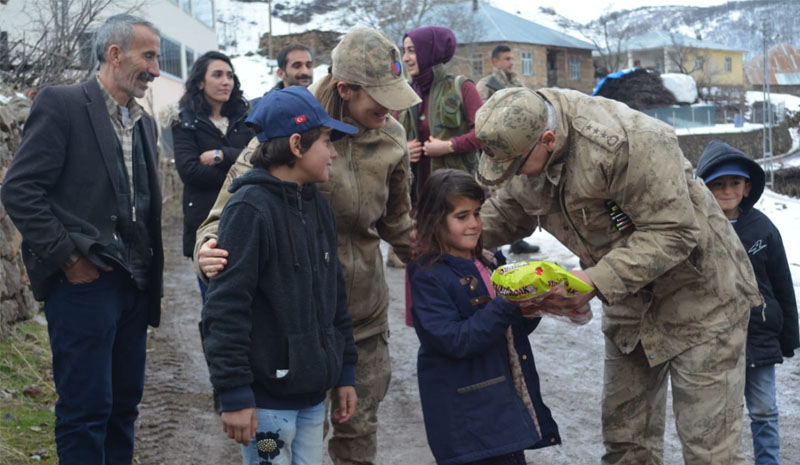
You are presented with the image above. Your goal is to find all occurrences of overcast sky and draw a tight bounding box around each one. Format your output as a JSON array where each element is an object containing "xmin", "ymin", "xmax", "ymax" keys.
[{"xmin": 493, "ymin": 0, "xmax": 737, "ymax": 24}]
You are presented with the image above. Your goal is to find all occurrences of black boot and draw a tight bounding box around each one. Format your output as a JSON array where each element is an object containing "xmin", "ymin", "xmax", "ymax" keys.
[{"xmin": 509, "ymin": 239, "xmax": 540, "ymax": 254}]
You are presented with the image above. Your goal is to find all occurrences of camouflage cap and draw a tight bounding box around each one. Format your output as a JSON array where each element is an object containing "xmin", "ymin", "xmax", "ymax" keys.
[
  {"xmin": 475, "ymin": 87, "xmax": 549, "ymax": 188},
  {"xmin": 331, "ymin": 28, "xmax": 421, "ymax": 112}
]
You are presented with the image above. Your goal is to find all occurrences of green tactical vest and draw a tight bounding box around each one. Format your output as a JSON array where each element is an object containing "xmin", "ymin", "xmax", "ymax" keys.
[{"xmin": 397, "ymin": 64, "xmax": 480, "ymax": 202}]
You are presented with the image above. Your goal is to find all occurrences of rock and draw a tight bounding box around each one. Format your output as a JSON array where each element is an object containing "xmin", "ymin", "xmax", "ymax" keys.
[{"xmin": 23, "ymin": 385, "xmax": 43, "ymax": 398}]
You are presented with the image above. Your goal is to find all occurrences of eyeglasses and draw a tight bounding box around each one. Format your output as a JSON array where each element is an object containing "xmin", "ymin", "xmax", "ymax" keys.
[{"xmin": 516, "ymin": 137, "xmax": 540, "ymax": 175}]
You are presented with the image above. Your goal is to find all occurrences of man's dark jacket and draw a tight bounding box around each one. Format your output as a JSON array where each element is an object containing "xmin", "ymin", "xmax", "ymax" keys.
[{"xmin": 1, "ymin": 78, "xmax": 164, "ymax": 327}]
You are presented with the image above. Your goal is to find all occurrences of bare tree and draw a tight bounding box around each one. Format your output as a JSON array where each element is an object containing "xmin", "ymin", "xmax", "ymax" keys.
[
  {"xmin": 545, "ymin": 7, "xmax": 635, "ymax": 77},
  {"xmin": 1, "ymin": 0, "xmax": 143, "ymax": 91},
  {"xmin": 334, "ymin": 0, "xmax": 471, "ymax": 44}
]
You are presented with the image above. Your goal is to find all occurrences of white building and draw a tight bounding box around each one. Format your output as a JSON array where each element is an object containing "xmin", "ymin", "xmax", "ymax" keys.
[{"xmin": 0, "ymin": 0, "xmax": 219, "ymax": 118}]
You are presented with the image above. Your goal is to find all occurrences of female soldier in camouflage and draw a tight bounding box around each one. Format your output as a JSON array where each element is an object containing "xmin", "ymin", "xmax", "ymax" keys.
[{"xmin": 193, "ymin": 28, "xmax": 421, "ymax": 465}]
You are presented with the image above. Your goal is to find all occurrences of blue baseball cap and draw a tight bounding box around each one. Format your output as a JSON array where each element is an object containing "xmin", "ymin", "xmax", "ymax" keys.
[
  {"xmin": 246, "ymin": 86, "xmax": 358, "ymax": 142},
  {"xmin": 702, "ymin": 161, "xmax": 750, "ymax": 184}
]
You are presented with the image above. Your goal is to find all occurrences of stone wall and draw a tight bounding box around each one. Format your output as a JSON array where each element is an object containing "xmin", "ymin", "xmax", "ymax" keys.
[
  {"xmin": 0, "ymin": 86, "xmax": 38, "ymax": 339},
  {"xmin": 0, "ymin": 84, "xmax": 183, "ymax": 340},
  {"xmin": 773, "ymin": 166, "xmax": 800, "ymax": 198},
  {"xmin": 677, "ymin": 121, "xmax": 793, "ymax": 167}
]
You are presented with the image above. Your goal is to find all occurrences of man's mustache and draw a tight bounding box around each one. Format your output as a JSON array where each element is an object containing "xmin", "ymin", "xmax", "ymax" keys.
[
  {"xmin": 137, "ymin": 72, "xmax": 156, "ymax": 82},
  {"xmin": 295, "ymin": 74, "xmax": 312, "ymax": 81}
]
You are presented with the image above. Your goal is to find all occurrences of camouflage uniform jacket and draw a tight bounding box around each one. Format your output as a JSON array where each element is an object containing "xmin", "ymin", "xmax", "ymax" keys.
[
  {"xmin": 194, "ymin": 116, "xmax": 413, "ymax": 342},
  {"xmin": 480, "ymin": 88, "xmax": 763, "ymax": 366},
  {"xmin": 476, "ymin": 68, "xmax": 524, "ymax": 101}
]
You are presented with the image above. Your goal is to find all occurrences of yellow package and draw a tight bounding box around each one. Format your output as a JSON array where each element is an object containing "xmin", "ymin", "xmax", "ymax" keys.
[{"xmin": 490, "ymin": 261, "xmax": 595, "ymax": 325}]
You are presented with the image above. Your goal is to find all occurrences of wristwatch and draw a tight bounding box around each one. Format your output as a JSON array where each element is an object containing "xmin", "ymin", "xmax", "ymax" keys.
[{"xmin": 213, "ymin": 149, "xmax": 221, "ymax": 164}]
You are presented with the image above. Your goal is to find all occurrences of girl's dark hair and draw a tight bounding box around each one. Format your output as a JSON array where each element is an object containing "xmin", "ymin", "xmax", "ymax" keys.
[
  {"xmin": 178, "ymin": 51, "xmax": 248, "ymax": 117},
  {"xmin": 250, "ymin": 128, "xmax": 322, "ymax": 170},
  {"xmin": 414, "ymin": 169, "xmax": 486, "ymax": 264}
]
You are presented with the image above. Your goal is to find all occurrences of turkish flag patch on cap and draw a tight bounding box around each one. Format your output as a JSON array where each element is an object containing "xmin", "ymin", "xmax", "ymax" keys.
[{"xmin": 294, "ymin": 115, "xmax": 307, "ymax": 124}]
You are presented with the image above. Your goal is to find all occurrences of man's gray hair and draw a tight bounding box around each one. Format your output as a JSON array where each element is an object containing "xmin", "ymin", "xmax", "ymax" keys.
[{"xmin": 94, "ymin": 14, "xmax": 160, "ymax": 64}]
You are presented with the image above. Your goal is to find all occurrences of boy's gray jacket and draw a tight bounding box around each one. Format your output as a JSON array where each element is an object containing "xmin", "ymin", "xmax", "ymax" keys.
[
  {"xmin": 195, "ymin": 116, "xmax": 413, "ymax": 342},
  {"xmin": 480, "ymin": 89, "xmax": 763, "ymax": 366}
]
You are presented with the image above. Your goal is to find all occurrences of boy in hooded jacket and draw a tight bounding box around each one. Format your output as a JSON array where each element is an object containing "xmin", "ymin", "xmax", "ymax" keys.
[
  {"xmin": 696, "ymin": 140, "xmax": 799, "ymax": 464},
  {"xmin": 201, "ymin": 86, "xmax": 360, "ymax": 465}
]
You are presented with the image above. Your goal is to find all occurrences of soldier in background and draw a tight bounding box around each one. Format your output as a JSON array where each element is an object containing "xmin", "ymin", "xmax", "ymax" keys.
[
  {"xmin": 476, "ymin": 44, "xmax": 522, "ymax": 101},
  {"xmin": 476, "ymin": 44, "xmax": 540, "ymax": 255}
]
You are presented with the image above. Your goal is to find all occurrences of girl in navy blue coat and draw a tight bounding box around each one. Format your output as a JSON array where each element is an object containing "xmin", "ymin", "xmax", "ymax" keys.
[{"xmin": 408, "ymin": 169, "xmax": 560, "ymax": 465}]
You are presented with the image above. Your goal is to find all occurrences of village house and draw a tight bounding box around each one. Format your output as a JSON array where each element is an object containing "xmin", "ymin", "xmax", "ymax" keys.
[
  {"xmin": 445, "ymin": 2, "xmax": 595, "ymax": 94},
  {"xmin": 599, "ymin": 31, "xmax": 746, "ymax": 88}
]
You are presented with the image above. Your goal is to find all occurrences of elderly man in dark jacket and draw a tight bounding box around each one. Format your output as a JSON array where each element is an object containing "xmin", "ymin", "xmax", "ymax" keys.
[{"xmin": 1, "ymin": 14, "xmax": 163, "ymax": 465}]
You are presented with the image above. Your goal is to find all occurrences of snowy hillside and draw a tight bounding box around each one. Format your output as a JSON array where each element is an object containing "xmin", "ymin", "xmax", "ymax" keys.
[{"xmin": 216, "ymin": 0, "xmax": 798, "ymax": 61}]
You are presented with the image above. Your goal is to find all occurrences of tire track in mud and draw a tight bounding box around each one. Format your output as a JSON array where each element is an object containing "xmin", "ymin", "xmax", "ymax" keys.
[{"xmin": 134, "ymin": 213, "xmax": 239, "ymax": 464}]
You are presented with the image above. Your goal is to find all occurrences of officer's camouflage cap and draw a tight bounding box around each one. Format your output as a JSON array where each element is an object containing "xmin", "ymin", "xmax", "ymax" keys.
[
  {"xmin": 475, "ymin": 87, "xmax": 549, "ymax": 188},
  {"xmin": 331, "ymin": 28, "xmax": 421, "ymax": 112}
]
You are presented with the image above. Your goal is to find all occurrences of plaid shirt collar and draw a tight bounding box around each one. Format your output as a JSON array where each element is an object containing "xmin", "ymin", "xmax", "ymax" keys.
[{"xmin": 95, "ymin": 75, "xmax": 143, "ymax": 128}]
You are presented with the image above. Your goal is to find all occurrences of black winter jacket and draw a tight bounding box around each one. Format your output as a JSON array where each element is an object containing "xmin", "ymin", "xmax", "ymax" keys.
[
  {"xmin": 696, "ymin": 140, "xmax": 799, "ymax": 367},
  {"xmin": 734, "ymin": 207, "xmax": 799, "ymax": 366},
  {"xmin": 173, "ymin": 105, "xmax": 252, "ymax": 257},
  {"xmin": 201, "ymin": 168, "xmax": 357, "ymax": 411}
]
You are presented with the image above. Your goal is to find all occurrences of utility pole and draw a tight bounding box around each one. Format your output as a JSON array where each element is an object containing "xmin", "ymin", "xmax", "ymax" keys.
[
  {"xmin": 268, "ymin": 0, "xmax": 273, "ymax": 59},
  {"xmin": 761, "ymin": 20, "xmax": 774, "ymax": 188}
]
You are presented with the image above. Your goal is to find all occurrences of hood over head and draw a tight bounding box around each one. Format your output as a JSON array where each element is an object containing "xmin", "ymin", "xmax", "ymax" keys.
[{"xmin": 696, "ymin": 139, "xmax": 765, "ymax": 211}]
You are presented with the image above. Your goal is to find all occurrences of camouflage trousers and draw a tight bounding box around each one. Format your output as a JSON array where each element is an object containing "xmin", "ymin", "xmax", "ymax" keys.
[
  {"xmin": 327, "ymin": 331, "xmax": 391, "ymax": 465},
  {"xmin": 601, "ymin": 317, "xmax": 747, "ymax": 465}
]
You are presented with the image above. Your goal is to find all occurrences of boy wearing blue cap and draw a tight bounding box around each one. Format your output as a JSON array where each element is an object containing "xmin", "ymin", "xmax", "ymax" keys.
[
  {"xmin": 201, "ymin": 86, "xmax": 360, "ymax": 465},
  {"xmin": 697, "ymin": 140, "xmax": 799, "ymax": 464}
]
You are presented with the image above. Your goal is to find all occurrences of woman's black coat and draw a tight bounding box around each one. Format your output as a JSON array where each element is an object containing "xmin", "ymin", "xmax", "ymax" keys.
[{"xmin": 172, "ymin": 105, "xmax": 252, "ymax": 257}]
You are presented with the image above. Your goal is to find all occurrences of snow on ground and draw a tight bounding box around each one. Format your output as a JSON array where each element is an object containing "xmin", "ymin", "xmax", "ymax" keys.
[{"xmin": 747, "ymin": 90, "xmax": 800, "ymax": 113}]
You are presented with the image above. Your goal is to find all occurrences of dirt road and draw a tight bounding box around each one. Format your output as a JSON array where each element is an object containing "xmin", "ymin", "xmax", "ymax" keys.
[{"xmin": 135, "ymin": 213, "xmax": 800, "ymax": 464}]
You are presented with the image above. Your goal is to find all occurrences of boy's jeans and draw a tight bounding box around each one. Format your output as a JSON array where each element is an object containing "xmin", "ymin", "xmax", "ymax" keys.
[
  {"xmin": 241, "ymin": 401, "xmax": 325, "ymax": 465},
  {"xmin": 745, "ymin": 364, "xmax": 780, "ymax": 465}
]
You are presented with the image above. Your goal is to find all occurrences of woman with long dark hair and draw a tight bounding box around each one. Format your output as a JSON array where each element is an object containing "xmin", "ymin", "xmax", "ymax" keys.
[{"xmin": 172, "ymin": 50, "xmax": 252, "ymax": 300}]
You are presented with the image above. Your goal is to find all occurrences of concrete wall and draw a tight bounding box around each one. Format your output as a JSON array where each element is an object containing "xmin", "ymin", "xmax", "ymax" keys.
[{"xmin": 676, "ymin": 122, "xmax": 793, "ymax": 167}]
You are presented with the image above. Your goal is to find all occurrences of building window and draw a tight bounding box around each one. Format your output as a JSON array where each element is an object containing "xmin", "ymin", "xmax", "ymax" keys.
[
  {"xmin": 521, "ymin": 51, "xmax": 533, "ymax": 76},
  {"xmin": 181, "ymin": 0, "xmax": 191, "ymax": 12},
  {"xmin": 725, "ymin": 56, "xmax": 732, "ymax": 73},
  {"xmin": 185, "ymin": 46, "xmax": 195, "ymax": 79},
  {"xmin": 158, "ymin": 36, "xmax": 182, "ymax": 78},
  {"xmin": 695, "ymin": 56, "xmax": 704, "ymax": 71},
  {"xmin": 570, "ymin": 57, "xmax": 581, "ymax": 80},
  {"xmin": 471, "ymin": 53, "xmax": 482, "ymax": 76},
  {"xmin": 655, "ymin": 57, "xmax": 664, "ymax": 72},
  {"xmin": 193, "ymin": 0, "xmax": 215, "ymax": 28}
]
